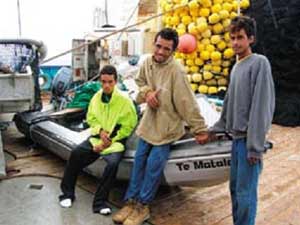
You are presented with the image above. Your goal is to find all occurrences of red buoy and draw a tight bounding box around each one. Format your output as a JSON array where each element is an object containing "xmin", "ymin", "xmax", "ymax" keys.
[{"xmin": 177, "ymin": 34, "xmax": 197, "ymax": 54}]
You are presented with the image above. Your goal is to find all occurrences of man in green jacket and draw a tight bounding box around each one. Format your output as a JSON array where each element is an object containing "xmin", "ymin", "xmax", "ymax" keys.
[{"xmin": 59, "ymin": 65, "xmax": 138, "ymax": 215}]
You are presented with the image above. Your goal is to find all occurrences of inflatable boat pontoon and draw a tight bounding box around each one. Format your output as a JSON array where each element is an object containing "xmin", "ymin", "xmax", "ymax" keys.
[{"xmin": 15, "ymin": 96, "xmax": 232, "ymax": 187}]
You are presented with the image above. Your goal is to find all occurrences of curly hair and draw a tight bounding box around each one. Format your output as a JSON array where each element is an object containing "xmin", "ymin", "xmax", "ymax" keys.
[
  {"xmin": 230, "ymin": 16, "xmax": 257, "ymax": 38},
  {"xmin": 154, "ymin": 28, "xmax": 179, "ymax": 51}
]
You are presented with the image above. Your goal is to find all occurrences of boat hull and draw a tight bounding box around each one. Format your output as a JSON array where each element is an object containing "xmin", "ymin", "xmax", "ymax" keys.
[{"xmin": 30, "ymin": 120, "xmax": 231, "ymax": 186}]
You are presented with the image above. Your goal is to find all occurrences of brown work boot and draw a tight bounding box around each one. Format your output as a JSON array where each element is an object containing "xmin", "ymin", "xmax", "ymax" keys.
[
  {"xmin": 123, "ymin": 202, "xmax": 150, "ymax": 225},
  {"xmin": 112, "ymin": 199, "xmax": 136, "ymax": 224}
]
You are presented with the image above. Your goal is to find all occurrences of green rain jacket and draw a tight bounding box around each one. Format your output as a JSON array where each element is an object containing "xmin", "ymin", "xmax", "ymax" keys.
[{"xmin": 87, "ymin": 87, "xmax": 138, "ymax": 155}]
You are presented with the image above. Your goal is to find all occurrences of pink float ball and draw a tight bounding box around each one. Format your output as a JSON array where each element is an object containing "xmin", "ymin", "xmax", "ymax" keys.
[{"xmin": 177, "ymin": 34, "xmax": 197, "ymax": 54}]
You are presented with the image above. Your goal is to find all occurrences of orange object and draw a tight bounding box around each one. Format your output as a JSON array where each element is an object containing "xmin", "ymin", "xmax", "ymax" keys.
[{"xmin": 177, "ymin": 34, "xmax": 197, "ymax": 54}]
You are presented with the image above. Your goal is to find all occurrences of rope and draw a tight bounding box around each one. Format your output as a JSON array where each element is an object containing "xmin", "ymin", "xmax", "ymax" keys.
[
  {"xmin": 117, "ymin": 0, "xmax": 141, "ymax": 41},
  {"xmin": 42, "ymin": 3, "xmax": 189, "ymax": 64}
]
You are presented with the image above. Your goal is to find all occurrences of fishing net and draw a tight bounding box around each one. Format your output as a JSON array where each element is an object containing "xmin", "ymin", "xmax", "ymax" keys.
[{"xmin": 247, "ymin": 0, "xmax": 300, "ymax": 126}]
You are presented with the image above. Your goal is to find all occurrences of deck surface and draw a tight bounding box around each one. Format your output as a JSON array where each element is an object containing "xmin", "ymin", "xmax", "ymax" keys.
[{"xmin": 1, "ymin": 124, "xmax": 300, "ymax": 225}]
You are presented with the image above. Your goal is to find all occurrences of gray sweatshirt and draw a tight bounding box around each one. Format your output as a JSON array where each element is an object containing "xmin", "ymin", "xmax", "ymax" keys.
[{"xmin": 211, "ymin": 53, "xmax": 275, "ymax": 158}]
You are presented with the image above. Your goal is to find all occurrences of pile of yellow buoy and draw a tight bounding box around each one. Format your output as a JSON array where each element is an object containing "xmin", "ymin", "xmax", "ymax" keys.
[{"xmin": 160, "ymin": 0, "xmax": 250, "ymax": 94}]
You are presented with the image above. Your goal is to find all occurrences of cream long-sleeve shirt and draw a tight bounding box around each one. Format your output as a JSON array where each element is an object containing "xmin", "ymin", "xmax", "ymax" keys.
[{"xmin": 135, "ymin": 55, "xmax": 207, "ymax": 145}]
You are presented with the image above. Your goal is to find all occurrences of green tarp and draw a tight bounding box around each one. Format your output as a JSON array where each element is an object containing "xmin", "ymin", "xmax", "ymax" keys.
[{"xmin": 67, "ymin": 81, "xmax": 101, "ymax": 109}]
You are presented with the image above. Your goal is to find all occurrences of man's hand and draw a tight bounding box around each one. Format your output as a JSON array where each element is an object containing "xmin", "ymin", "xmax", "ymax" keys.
[
  {"xmin": 93, "ymin": 141, "xmax": 112, "ymax": 153},
  {"xmin": 145, "ymin": 89, "xmax": 161, "ymax": 109},
  {"xmin": 195, "ymin": 132, "xmax": 210, "ymax": 145},
  {"xmin": 208, "ymin": 132, "xmax": 219, "ymax": 142},
  {"xmin": 248, "ymin": 157, "xmax": 260, "ymax": 165},
  {"xmin": 93, "ymin": 144, "xmax": 104, "ymax": 153},
  {"xmin": 99, "ymin": 129, "xmax": 112, "ymax": 147}
]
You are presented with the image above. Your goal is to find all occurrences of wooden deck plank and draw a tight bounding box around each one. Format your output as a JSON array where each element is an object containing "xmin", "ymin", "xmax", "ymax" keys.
[{"xmin": 2, "ymin": 124, "xmax": 300, "ymax": 225}]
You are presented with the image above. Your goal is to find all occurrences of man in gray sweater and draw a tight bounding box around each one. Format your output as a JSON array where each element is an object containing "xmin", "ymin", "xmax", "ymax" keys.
[{"xmin": 211, "ymin": 16, "xmax": 275, "ymax": 225}]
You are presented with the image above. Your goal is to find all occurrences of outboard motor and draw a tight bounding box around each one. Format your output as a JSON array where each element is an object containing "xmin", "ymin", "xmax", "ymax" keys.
[{"xmin": 51, "ymin": 67, "xmax": 73, "ymax": 110}]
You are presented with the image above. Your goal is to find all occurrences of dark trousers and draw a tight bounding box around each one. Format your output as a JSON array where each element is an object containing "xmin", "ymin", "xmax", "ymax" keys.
[{"xmin": 60, "ymin": 139, "xmax": 122, "ymax": 212}]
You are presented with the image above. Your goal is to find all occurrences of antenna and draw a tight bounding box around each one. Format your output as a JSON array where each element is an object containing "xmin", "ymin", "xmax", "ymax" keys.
[
  {"xmin": 17, "ymin": 0, "xmax": 22, "ymax": 37},
  {"xmin": 102, "ymin": 0, "xmax": 115, "ymax": 28}
]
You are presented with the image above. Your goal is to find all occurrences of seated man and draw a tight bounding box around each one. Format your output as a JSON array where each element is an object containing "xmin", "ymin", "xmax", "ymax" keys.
[{"xmin": 58, "ymin": 65, "xmax": 138, "ymax": 215}]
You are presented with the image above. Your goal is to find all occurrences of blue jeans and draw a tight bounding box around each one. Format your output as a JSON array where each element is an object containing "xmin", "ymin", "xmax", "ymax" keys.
[
  {"xmin": 125, "ymin": 138, "xmax": 170, "ymax": 204},
  {"xmin": 230, "ymin": 138, "xmax": 262, "ymax": 225}
]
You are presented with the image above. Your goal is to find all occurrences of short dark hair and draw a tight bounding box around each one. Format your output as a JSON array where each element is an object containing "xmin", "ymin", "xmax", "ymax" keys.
[
  {"xmin": 154, "ymin": 28, "xmax": 179, "ymax": 51},
  {"xmin": 99, "ymin": 65, "xmax": 118, "ymax": 80},
  {"xmin": 230, "ymin": 16, "xmax": 256, "ymax": 38}
]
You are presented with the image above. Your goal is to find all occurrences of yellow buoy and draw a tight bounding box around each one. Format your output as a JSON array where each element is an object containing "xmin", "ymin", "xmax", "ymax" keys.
[
  {"xmin": 224, "ymin": 32, "xmax": 230, "ymax": 42},
  {"xmin": 222, "ymin": 68, "xmax": 229, "ymax": 76},
  {"xmin": 212, "ymin": 59, "xmax": 222, "ymax": 66},
  {"xmin": 222, "ymin": 2, "xmax": 233, "ymax": 12},
  {"xmin": 222, "ymin": 60, "xmax": 231, "ymax": 67},
  {"xmin": 211, "ymin": 35, "xmax": 221, "ymax": 44},
  {"xmin": 186, "ymin": 59, "xmax": 195, "ymax": 66},
  {"xmin": 197, "ymin": 21, "xmax": 208, "ymax": 32},
  {"xmin": 190, "ymin": 65, "xmax": 199, "ymax": 73},
  {"xmin": 218, "ymin": 78, "xmax": 228, "ymax": 86},
  {"xmin": 211, "ymin": 4, "xmax": 222, "ymax": 13},
  {"xmin": 219, "ymin": 10, "xmax": 230, "ymax": 19},
  {"xmin": 208, "ymin": 86, "xmax": 218, "ymax": 94},
  {"xmin": 198, "ymin": 85, "xmax": 209, "ymax": 94},
  {"xmin": 182, "ymin": 15, "xmax": 192, "ymax": 25},
  {"xmin": 199, "ymin": 8, "xmax": 210, "ymax": 17},
  {"xmin": 211, "ymin": 51, "xmax": 222, "ymax": 61},
  {"xmin": 191, "ymin": 83, "xmax": 199, "ymax": 92},
  {"xmin": 222, "ymin": 18, "xmax": 231, "ymax": 28},
  {"xmin": 206, "ymin": 79, "xmax": 217, "ymax": 86},
  {"xmin": 224, "ymin": 48, "xmax": 235, "ymax": 59},
  {"xmin": 201, "ymin": 38, "xmax": 211, "ymax": 45},
  {"xmin": 202, "ymin": 29, "xmax": 212, "ymax": 38},
  {"xmin": 192, "ymin": 73, "xmax": 202, "ymax": 82},
  {"xmin": 188, "ymin": 23, "xmax": 198, "ymax": 35},
  {"xmin": 203, "ymin": 64, "xmax": 212, "ymax": 71},
  {"xmin": 212, "ymin": 65, "xmax": 222, "ymax": 73},
  {"xmin": 188, "ymin": 0, "xmax": 199, "ymax": 10},
  {"xmin": 206, "ymin": 44, "xmax": 216, "ymax": 52},
  {"xmin": 195, "ymin": 57, "xmax": 205, "ymax": 66},
  {"xmin": 208, "ymin": 13, "xmax": 220, "ymax": 24},
  {"xmin": 200, "ymin": 51, "xmax": 211, "ymax": 60},
  {"xmin": 199, "ymin": 0, "xmax": 212, "ymax": 8},
  {"xmin": 240, "ymin": 0, "xmax": 250, "ymax": 9},
  {"xmin": 212, "ymin": 23, "xmax": 224, "ymax": 34},
  {"xmin": 197, "ymin": 42, "xmax": 205, "ymax": 51},
  {"xmin": 217, "ymin": 40, "xmax": 227, "ymax": 50},
  {"xmin": 203, "ymin": 71, "xmax": 214, "ymax": 80}
]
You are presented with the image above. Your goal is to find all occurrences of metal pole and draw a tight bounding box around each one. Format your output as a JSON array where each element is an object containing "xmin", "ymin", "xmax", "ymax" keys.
[
  {"xmin": 104, "ymin": 0, "xmax": 108, "ymax": 25},
  {"xmin": 17, "ymin": 0, "xmax": 22, "ymax": 37}
]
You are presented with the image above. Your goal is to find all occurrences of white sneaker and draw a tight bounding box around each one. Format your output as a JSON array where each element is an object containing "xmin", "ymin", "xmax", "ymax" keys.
[
  {"xmin": 60, "ymin": 198, "xmax": 72, "ymax": 208},
  {"xmin": 99, "ymin": 207, "xmax": 112, "ymax": 215}
]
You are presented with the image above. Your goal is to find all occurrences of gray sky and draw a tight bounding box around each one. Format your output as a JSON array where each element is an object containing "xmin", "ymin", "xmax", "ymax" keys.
[{"xmin": 0, "ymin": 0, "xmax": 138, "ymax": 65}]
